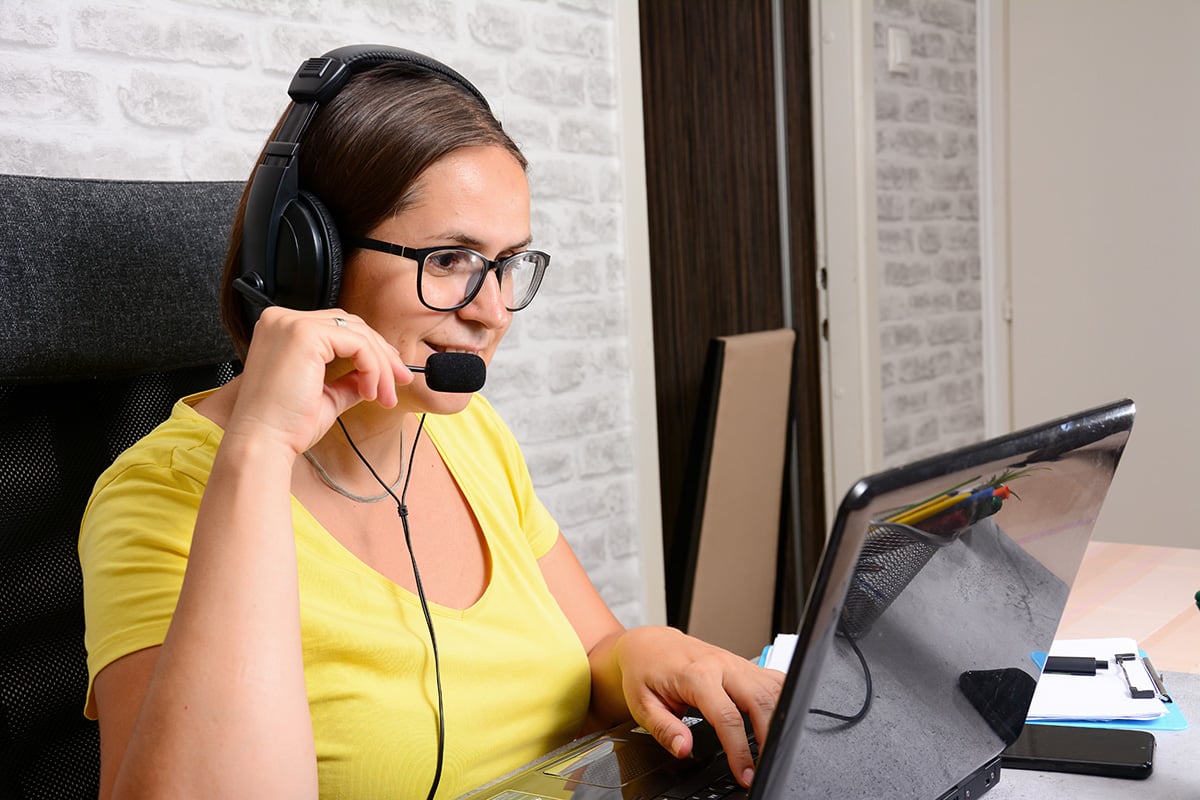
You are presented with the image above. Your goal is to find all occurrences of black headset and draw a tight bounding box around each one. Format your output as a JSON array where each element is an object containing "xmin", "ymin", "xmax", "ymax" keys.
[{"xmin": 236, "ymin": 44, "xmax": 489, "ymax": 323}]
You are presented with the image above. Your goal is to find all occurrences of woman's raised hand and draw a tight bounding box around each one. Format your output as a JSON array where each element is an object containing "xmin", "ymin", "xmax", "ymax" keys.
[{"xmin": 226, "ymin": 306, "xmax": 412, "ymax": 455}]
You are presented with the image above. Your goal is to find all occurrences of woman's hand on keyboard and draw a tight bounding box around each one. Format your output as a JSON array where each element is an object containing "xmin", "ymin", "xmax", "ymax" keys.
[{"xmin": 601, "ymin": 626, "xmax": 784, "ymax": 789}]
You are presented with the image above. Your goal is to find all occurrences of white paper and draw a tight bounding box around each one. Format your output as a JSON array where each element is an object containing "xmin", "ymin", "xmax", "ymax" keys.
[
  {"xmin": 1025, "ymin": 637, "xmax": 1168, "ymax": 722},
  {"xmin": 763, "ymin": 633, "xmax": 797, "ymax": 673}
]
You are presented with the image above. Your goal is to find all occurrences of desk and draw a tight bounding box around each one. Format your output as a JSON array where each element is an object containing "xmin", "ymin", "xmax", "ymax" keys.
[
  {"xmin": 990, "ymin": 541, "xmax": 1200, "ymax": 798},
  {"xmin": 993, "ymin": 670, "xmax": 1198, "ymax": 799}
]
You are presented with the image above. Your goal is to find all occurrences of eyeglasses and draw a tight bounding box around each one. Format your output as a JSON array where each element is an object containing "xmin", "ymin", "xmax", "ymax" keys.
[{"xmin": 348, "ymin": 236, "xmax": 551, "ymax": 313}]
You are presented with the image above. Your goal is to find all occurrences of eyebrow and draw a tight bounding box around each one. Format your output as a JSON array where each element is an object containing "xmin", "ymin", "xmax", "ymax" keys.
[{"xmin": 438, "ymin": 231, "xmax": 533, "ymax": 253}]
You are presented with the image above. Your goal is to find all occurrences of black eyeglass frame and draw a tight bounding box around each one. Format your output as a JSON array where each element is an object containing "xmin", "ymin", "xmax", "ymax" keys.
[{"xmin": 348, "ymin": 235, "xmax": 550, "ymax": 312}]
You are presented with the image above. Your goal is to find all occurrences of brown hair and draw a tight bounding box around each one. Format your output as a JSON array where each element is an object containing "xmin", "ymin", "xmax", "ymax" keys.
[{"xmin": 219, "ymin": 62, "xmax": 527, "ymax": 355}]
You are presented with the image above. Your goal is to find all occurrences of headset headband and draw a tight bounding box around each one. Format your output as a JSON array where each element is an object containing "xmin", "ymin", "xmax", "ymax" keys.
[{"xmin": 238, "ymin": 45, "xmax": 488, "ymax": 317}]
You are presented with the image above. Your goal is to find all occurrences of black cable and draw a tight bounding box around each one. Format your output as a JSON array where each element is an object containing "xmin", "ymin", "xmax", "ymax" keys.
[
  {"xmin": 807, "ymin": 628, "xmax": 873, "ymax": 726},
  {"xmin": 338, "ymin": 415, "xmax": 444, "ymax": 800}
]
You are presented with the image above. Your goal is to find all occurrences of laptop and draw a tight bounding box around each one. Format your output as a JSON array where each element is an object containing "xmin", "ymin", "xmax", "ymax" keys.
[{"xmin": 461, "ymin": 398, "xmax": 1136, "ymax": 799}]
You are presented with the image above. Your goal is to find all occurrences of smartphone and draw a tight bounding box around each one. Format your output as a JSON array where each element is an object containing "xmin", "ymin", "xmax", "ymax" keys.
[{"xmin": 1001, "ymin": 724, "xmax": 1154, "ymax": 779}]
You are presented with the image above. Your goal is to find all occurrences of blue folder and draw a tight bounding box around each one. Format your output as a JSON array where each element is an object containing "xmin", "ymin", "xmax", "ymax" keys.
[{"xmin": 1029, "ymin": 650, "xmax": 1189, "ymax": 732}]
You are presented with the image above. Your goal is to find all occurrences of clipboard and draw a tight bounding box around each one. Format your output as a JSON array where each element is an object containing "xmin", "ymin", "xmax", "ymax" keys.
[{"xmin": 1029, "ymin": 650, "xmax": 1189, "ymax": 732}]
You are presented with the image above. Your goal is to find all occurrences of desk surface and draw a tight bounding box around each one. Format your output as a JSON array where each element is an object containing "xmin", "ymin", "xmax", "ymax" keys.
[
  {"xmin": 992, "ymin": 670, "xmax": 1198, "ymax": 799},
  {"xmin": 989, "ymin": 541, "xmax": 1199, "ymax": 798}
]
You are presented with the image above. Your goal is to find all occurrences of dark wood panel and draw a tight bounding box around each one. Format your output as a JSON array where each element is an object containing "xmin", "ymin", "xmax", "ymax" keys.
[
  {"xmin": 639, "ymin": 0, "xmax": 824, "ymax": 630},
  {"xmin": 781, "ymin": 0, "xmax": 827, "ymax": 610},
  {"xmin": 639, "ymin": 0, "xmax": 785, "ymax": 561}
]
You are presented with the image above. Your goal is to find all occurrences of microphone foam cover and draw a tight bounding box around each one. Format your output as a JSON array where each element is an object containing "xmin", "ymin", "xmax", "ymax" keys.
[{"xmin": 423, "ymin": 352, "xmax": 486, "ymax": 393}]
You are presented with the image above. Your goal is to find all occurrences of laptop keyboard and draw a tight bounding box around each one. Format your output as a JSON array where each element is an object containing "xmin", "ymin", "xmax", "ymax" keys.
[
  {"xmin": 678, "ymin": 775, "xmax": 746, "ymax": 799},
  {"xmin": 652, "ymin": 771, "xmax": 745, "ymax": 800},
  {"xmin": 653, "ymin": 737, "xmax": 757, "ymax": 800}
]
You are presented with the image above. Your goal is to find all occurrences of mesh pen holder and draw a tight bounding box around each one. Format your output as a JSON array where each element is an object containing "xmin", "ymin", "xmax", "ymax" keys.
[{"xmin": 840, "ymin": 521, "xmax": 967, "ymax": 639}]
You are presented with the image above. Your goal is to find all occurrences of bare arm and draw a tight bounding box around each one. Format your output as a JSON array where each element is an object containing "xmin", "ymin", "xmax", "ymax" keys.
[
  {"xmin": 90, "ymin": 308, "xmax": 409, "ymax": 800},
  {"xmin": 96, "ymin": 431, "xmax": 314, "ymax": 799}
]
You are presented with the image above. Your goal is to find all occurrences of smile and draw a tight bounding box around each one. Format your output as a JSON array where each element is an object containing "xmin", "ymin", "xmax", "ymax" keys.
[{"xmin": 428, "ymin": 345, "xmax": 482, "ymax": 356}]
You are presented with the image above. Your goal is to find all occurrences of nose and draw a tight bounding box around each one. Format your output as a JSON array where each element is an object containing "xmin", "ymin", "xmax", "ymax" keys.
[{"xmin": 457, "ymin": 264, "xmax": 509, "ymax": 326}]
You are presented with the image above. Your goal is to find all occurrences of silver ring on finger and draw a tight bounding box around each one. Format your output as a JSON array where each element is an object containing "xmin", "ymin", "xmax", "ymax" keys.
[{"xmin": 334, "ymin": 317, "xmax": 348, "ymax": 328}]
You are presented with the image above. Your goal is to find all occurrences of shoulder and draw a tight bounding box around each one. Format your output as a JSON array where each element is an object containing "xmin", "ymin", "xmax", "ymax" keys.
[{"xmin": 86, "ymin": 391, "xmax": 223, "ymax": 514}]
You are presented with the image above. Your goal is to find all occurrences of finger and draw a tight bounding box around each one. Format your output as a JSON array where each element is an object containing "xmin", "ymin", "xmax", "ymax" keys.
[
  {"xmin": 625, "ymin": 690, "xmax": 694, "ymax": 758},
  {"xmin": 235, "ymin": 308, "xmax": 416, "ymax": 456},
  {"xmin": 690, "ymin": 689, "xmax": 756, "ymax": 788},
  {"xmin": 321, "ymin": 313, "xmax": 413, "ymax": 402},
  {"xmin": 727, "ymin": 667, "xmax": 784, "ymax": 752},
  {"xmin": 354, "ymin": 354, "xmax": 414, "ymax": 406},
  {"xmin": 329, "ymin": 359, "xmax": 408, "ymax": 409},
  {"xmin": 326, "ymin": 341, "xmax": 384, "ymax": 403},
  {"xmin": 323, "ymin": 372, "xmax": 376, "ymax": 415},
  {"xmin": 318, "ymin": 315, "xmax": 394, "ymax": 399}
]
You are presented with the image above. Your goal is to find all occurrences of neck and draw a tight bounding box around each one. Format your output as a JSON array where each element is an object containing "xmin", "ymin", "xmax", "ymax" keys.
[{"xmin": 307, "ymin": 408, "xmax": 416, "ymax": 494}]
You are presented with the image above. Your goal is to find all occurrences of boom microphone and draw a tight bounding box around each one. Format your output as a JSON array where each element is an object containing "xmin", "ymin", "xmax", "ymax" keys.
[
  {"xmin": 409, "ymin": 352, "xmax": 486, "ymax": 393},
  {"xmin": 233, "ymin": 277, "xmax": 486, "ymax": 393}
]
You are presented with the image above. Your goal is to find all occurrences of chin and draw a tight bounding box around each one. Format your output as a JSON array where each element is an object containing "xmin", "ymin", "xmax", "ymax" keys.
[{"xmin": 415, "ymin": 384, "xmax": 475, "ymax": 416}]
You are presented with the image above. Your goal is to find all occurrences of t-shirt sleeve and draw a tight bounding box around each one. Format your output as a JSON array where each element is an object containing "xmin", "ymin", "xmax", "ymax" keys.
[{"xmin": 78, "ymin": 457, "xmax": 206, "ymax": 717}]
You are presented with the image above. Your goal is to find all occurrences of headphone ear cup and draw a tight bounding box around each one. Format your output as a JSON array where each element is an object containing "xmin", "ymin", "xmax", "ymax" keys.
[
  {"xmin": 273, "ymin": 190, "xmax": 343, "ymax": 310},
  {"xmin": 302, "ymin": 191, "xmax": 343, "ymax": 310}
]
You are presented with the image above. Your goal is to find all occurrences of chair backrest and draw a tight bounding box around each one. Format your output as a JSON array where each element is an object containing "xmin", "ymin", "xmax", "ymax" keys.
[
  {"xmin": 0, "ymin": 175, "xmax": 243, "ymax": 799},
  {"xmin": 666, "ymin": 328, "xmax": 796, "ymax": 658}
]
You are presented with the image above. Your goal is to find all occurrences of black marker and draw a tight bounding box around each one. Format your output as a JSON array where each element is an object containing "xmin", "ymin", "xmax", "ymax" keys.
[{"xmin": 1043, "ymin": 656, "xmax": 1108, "ymax": 676}]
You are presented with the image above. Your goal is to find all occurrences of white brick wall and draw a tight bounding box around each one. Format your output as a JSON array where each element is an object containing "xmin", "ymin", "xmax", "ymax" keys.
[
  {"xmin": 0, "ymin": 0, "xmax": 647, "ymax": 625},
  {"xmin": 874, "ymin": 0, "xmax": 985, "ymax": 466}
]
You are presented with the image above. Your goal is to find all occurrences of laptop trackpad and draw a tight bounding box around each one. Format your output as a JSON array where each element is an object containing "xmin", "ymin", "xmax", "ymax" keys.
[{"xmin": 542, "ymin": 735, "xmax": 673, "ymax": 788}]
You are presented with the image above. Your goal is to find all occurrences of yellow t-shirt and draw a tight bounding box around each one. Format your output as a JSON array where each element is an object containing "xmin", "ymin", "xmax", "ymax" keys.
[{"xmin": 79, "ymin": 392, "xmax": 592, "ymax": 798}]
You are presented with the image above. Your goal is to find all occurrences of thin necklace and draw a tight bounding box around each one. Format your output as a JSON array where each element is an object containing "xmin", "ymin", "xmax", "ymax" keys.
[{"xmin": 302, "ymin": 428, "xmax": 404, "ymax": 503}]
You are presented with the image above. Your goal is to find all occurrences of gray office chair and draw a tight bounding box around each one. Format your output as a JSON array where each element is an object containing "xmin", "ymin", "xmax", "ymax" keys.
[{"xmin": 0, "ymin": 174, "xmax": 242, "ymax": 798}]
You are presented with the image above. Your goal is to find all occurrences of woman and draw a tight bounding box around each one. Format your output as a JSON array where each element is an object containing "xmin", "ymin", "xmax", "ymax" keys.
[{"xmin": 80, "ymin": 49, "xmax": 782, "ymax": 799}]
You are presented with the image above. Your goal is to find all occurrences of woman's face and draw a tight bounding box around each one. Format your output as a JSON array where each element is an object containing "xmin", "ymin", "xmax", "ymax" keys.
[{"xmin": 338, "ymin": 144, "xmax": 532, "ymax": 414}]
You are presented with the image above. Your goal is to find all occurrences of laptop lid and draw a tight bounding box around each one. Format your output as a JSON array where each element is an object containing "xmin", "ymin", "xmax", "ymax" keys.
[
  {"xmin": 460, "ymin": 399, "xmax": 1134, "ymax": 800},
  {"xmin": 751, "ymin": 398, "xmax": 1135, "ymax": 798}
]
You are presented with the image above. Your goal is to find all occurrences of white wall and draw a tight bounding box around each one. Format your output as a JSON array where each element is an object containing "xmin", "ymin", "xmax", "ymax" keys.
[
  {"xmin": 820, "ymin": 0, "xmax": 1198, "ymax": 556},
  {"xmin": 816, "ymin": 0, "xmax": 987, "ymax": 510},
  {"xmin": 1002, "ymin": 0, "xmax": 1200, "ymax": 548},
  {"xmin": 0, "ymin": 0, "xmax": 663, "ymax": 623},
  {"xmin": 873, "ymin": 0, "xmax": 986, "ymax": 468}
]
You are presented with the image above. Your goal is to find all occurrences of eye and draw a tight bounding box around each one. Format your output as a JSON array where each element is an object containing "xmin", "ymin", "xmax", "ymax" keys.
[{"xmin": 424, "ymin": 249, "xmax": 479, "ymax": 276}]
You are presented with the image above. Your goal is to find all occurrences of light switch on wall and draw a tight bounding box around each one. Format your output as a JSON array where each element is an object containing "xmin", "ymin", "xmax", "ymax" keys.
[{"xmin": 887, "ymin": 27, "xmax": 912, "ymax": 75}]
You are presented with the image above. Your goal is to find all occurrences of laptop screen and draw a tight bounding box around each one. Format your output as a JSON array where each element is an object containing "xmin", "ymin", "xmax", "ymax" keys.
[{"xmin": 754, "ymin": 399, "xmax": 1134, "ymax": 798}]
